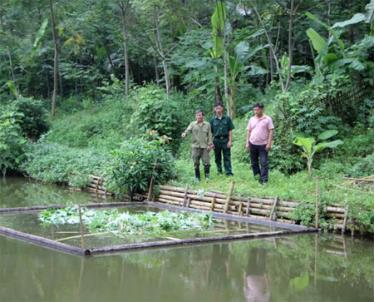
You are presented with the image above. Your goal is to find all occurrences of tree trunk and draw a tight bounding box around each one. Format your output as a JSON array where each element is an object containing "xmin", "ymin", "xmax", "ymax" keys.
[
  {"xmin": 228, "ymin": 84, "xmax": 236, "ymax": 119},
  {"xmin": 119, "ymin": 1, "xmax": 130, "ymax": 98},
  {"xmin": 153, "ymin": 55, "xmax": 159, "ymax": 83},
  {"xmin": 154, "ymin": 14, "xmax": 170, "ymax": 96},
  {"xmin": 49, "ymin": 0, "xmax": 59, "ymax": 116},
  {"xmin": 285, "ymin": 0, "xmax": 295, "ymax": 91},
  {"xmin": 7, "ymin": 48, "xmax": 19, "ymax": 97}
]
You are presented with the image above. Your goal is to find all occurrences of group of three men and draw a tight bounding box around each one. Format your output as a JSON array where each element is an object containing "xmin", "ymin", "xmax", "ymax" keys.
[{"xmin": 181, "ymin": 103, "xmax": 274, "ymax": 184}]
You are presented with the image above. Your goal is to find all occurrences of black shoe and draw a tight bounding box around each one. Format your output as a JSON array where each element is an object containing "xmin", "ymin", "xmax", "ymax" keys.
[{"xmin": 226, "ymin": 172, "xmax": 234, "ymax": 176}]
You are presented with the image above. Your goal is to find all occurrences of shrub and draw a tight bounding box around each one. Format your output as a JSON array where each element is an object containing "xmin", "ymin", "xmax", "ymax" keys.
[
  {"xmin": 347, "ymin": 154, "xmax": 374, "ymax": 177},
  {"xmin": 105, "ymin": 138, "xmax": 175, "ymax": 199},
  {"xmin": 0, "ymin": 110, "xmax": 27, "ymax": 176},
  {"xmin": 11, "ymin": 96, "xmax": 49, "ymax": 140},
  {"xmin": 130, "ymin": 85, "xmax": 186, "ymax": 153}
]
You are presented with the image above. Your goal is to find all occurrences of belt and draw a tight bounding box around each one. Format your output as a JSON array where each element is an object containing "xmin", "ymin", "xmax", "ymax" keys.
[{"xmin": 214, "ymin": 136, "xmax": 228, "ymax": 140}]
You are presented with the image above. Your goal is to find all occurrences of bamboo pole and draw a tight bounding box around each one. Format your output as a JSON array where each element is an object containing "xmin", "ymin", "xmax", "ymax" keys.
[
  {"xmin": 224, "ymin": 181, "xmax": 235, "ymax": 213},
  {"xmin": 315, "ymin": 180, "xmax": 320, "ymax": 229},
  {"xmin": 182, "ymin": 185, "xmax": 188, "ymax": 207},
  {"xmin": 342, "ymin": 204, "xmax": 349, "ymax": 235},
  {"xmin": 210, "ymin": 194, "xmax": 216, "ymax": 211},
  {"xmin": 78, "ymin": 204, "xmax": 85, "ymax": 248},
  {"xmin": 269, "ymin": 197, "xmax": 279, "ymax": 221}
]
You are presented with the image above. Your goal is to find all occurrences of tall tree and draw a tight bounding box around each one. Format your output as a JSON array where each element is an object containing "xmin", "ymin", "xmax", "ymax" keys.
[{"xmin": 49, "ymin": 0, "xmax": 59, "ymax": 116}]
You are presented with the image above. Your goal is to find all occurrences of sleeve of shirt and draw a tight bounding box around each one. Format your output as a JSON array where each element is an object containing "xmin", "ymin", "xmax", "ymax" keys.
[
  {"xmin": 185, "ymin": 122, "xmax": 193, "ymax": 134},
  {"xmin": 228, "ymin": 117, "xmax": 234, "ymax": 130},
  {"xmin": 209, "ymin": 118, "xmax": 214, "ymax": 133},
  {"xmin": 268, "ymin": 117, "xmax": 275, "ymax": 130},
  {"xmin": 246, "ymin": 118, "xmax": 252, "ymax": 131},
  {"xmin": 207, "ymin": 124, "xmax": 213, "ymax": 145}
]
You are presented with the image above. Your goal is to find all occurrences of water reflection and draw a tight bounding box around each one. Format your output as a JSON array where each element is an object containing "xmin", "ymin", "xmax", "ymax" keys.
[
  {"xmin": 244, "ymin": 248, "xmax": 270, "ymax": 302},
  {"xmin": 0, "ymin": 177, "xmax": 110, "ymax": 207},
  {"xmin": 0, "ymin": 233, "xmax": 372, "ymax": 302}
]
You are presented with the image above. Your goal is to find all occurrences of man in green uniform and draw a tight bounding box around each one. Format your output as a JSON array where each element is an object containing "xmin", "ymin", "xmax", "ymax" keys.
[
  {"xmin": 210, "ymin": 103, "xmax": 234, "ymax": 176},
  {"xmin": 181, "ymin": 110, "xmax": 213, "ymax": 181}
]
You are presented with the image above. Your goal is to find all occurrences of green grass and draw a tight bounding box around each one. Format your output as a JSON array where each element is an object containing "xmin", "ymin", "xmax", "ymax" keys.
[
  {"xmin": 169, "ymin": 159, "xmax": 373, "ymax": 232},
  {"xmin": 171, "ymin": 159, "xmax": 371, "ymax": 203}
]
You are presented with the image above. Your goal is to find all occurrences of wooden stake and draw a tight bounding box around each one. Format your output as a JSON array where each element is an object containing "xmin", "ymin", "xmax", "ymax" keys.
[
  {"xmin": 211, "ymin": 194, "xmax": 216, "ymax": 211},
  {"xmin": 342, "ymin": 204, "xmax": 349, "ymax": 235},
  {"xmin": 246, "ymin": 198, "xmax": 251, "ymax": 216},
  {"xmin": 186, "ymin": 197, "xmax": 191, "ymax": 208},
  {"xmin": 78, "ymin": 205, "xmax": 85, "ymax": 248},
  {"xmin": 269, "ymin": 197, "xmax": 279, "ymax": 221},
  {"xmin": 182, "ymin": 185, "xmax": 189, "ymax": 207},
  {"xmin": 224, "ymin": 181, "xmax": 235, "ymax": 213},
  {"xmin": 238, "ymin": 202, "xmax": 243, "ymax": 216},
  {"xmin": 315, "ymin": 180, "xmax": 320, "ymax": 229}
]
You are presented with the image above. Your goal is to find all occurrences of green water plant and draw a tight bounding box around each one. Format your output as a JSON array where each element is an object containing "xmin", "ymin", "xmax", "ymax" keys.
[{"xmin": 39, "ymin": 206, "xmax": 213, "ymax": 237}]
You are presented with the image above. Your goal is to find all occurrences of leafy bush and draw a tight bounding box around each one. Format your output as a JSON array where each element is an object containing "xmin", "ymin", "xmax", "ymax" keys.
[
  {"xmin": 105, "ymin": 138, "xmax": 175, "ymax": 199},
  {"xmin": 130, "ymin": 85, "xmax": 186, "ymax": 153},
  {"xmin": 347, "ymin": 154, "xmax": 374, "ymax": 177},
  {"xmin": 0, "ymin": 110, "xmax": 27, "ymax": 176},
  {"xmin": 22, "ymin": 142, "xmax": 109, "ymax": 187},
  {"xmin": 11, "ymin": 96, "xmax": 49, "ymax": 140}
]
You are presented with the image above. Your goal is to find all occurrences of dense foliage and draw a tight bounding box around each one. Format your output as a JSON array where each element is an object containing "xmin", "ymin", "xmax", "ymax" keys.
[
  {"xmin": 105, "ymin": 138, "xmax": 175, "ymax": 198},
  {"xmin": 0, "ymin": 1, "xmax": 372, "ymax": 232}
]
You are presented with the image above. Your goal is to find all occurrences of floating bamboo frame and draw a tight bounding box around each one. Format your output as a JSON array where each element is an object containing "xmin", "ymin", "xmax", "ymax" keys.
[{"xmin": 0, "ymin": 200, "xmax": 316, "ymax": 256}]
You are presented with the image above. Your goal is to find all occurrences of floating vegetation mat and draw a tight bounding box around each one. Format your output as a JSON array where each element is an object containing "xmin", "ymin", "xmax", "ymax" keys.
[{"xmin": 0, "ymin": 203, "xmax": 316, "ymax": 256}]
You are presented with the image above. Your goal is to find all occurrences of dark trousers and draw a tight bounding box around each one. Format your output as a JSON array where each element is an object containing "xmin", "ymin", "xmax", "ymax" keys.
[
  {"xmin": 213, "ymin": 139, "xmax": 233, "ymax": 175},
  {"xmin": 249, "ymin": 143, "xmax": 269, "ymax": 182}
]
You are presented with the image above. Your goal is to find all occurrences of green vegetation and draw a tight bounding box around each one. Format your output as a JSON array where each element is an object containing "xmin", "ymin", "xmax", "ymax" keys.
[
  {"xmin": 0, "ymin": 1, "xmax": 372, "ymax": 232},
  {"xmin": 39, "ymin": 206, "xmax": 213, "ymax": 237},
  {"xmin": 293, "ymin": 130, "xmax": 343, "ymax": 176},
  {"xmin": 104, "ymin": 138, "xmax": 176, "ymax": 198}
]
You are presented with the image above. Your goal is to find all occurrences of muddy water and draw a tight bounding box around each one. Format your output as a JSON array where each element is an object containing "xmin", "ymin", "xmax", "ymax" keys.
[{"xmin": 0, "ymin": 178, "xmax": 373, "ymax": 302}]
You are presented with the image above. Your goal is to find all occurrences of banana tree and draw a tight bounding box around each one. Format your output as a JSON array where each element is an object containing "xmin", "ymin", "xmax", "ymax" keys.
[
  {"xmin": 305, "ymin": 5, "xmax": 371, "ymax": 72},
  {"xmin": 293, "ymin": 130, "xmax": 343, "ymax": 177},
  {"xmin": 209, "ymin": 0, "xmax": 226, "ymax": 105}
]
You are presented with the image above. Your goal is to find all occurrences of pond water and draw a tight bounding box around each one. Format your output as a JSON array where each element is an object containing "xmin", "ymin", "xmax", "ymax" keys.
[{"xmin": 0, "ymin": 177, "xmax": 373, "ymax": 302}]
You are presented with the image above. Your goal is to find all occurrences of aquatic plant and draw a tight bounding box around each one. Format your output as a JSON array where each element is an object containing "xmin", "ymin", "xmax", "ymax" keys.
[{"xmin": 39, "ymin": 206, "xmax": 213, "ymax": 237}]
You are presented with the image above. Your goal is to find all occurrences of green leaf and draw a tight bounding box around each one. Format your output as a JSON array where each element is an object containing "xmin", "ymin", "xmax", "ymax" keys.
[
  {"xmin": 318, "ymin": 130, "xmax": 338, "ymax": 140},
  {"xmin": 323, "ymin": 53, "xmax": 338, "ymax": 64},
  {"xmin": 291, "ymin": 65, "xmax": 312, "ymax": 74},
  {"xmin": 293, "ymin": 136, "xmax": 315, "ymax": 155},
  {"xmin": 33, "ymin": 18, "xmax": 49, "ymax": 48},
  {"xmin": 306, "ymin": 28, "xmax": 327, "ymax": 54},
  {"xmin": 246, "ymin": 64, "xmax": 268, "ymax": 76},
  {"xmin": 305, "ymin": 12, "xmax": 330, "ymax": 30},
  {"xmin": 332, "ymin": 13, "xmax": 366, "ymax": 29},
  {"xmin": 234, "ymin": 41, "xmax": 249, "ymax": 60},
  {"xmin": 314, "ymin": 140, "xmax": 343, "ymax": 152}
]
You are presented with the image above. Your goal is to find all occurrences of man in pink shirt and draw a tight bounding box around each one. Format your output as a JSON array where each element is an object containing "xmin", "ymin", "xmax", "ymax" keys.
[{"xmin": 245, "ymin": 103, "xmax": 274, "ymax": 184}]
